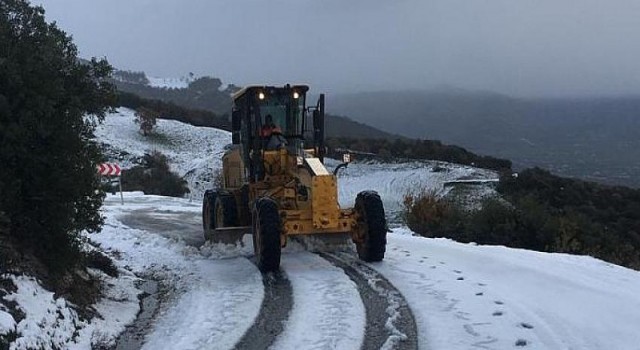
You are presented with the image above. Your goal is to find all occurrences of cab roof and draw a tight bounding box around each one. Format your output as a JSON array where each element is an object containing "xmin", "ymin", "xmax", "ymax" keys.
[{"xmin": 232, "ymin": 84, "xmax": 309, "ymax": 101}]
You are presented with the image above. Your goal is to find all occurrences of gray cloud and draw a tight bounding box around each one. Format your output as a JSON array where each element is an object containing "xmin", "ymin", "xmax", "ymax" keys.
[{"xmin": 33, "ymin": 0, "xmax": 640, "ymax": 96}]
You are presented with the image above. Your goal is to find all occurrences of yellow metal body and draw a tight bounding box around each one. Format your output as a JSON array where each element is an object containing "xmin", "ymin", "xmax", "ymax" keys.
[{"xmin": 221, "ymin": 147, "xmax": 356, "ymax": 245}]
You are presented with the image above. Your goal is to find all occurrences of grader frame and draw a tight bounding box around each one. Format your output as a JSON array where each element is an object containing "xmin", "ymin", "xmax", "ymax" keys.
[{"xmin": 203, "ymin": 85, "xmax": 386, "ymax": 272}]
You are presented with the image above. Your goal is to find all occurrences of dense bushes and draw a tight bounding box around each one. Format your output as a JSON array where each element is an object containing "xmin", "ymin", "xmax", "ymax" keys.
[
  {"xmin": 404, "ymin": 168, "xmax": 640, "ymax": 269},
  {"xmin": 0, "ymin": 0, "xmax": 115, "ymax": 274},
  {"xmin": 121, "ymin": 151, "xmax": 189, "ymax": 197},
  {"xmin": 327, "ymin": 137, "xmax": 512, "ymax": 172}
]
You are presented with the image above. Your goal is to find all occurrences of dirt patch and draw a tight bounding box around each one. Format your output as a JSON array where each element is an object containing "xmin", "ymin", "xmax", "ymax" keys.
[
  {"xmin": 115, "ymin": 279, "xmax": 162, "ymax": 350},
  {"xmin": 87, "ymin": 250, "xmax": 119, "ymax": 278}
]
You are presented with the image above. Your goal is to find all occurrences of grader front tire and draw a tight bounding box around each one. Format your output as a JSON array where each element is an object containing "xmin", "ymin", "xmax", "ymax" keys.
[
  {"xmin": 354, "ymin": 191, "xmax": 387, "ymax": 262},
  {"xmin": 252, "ymin": 198, "xmax": 282, "ymax": 272}
]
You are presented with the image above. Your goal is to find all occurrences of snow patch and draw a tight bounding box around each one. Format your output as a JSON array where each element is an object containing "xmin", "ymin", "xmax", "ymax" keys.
[
  {"xmin": 3, "ymin": 275, "xmax": 81, "ymax": 350},
  {"xmin": 336, "ymin": 161, "xmax": 496, "ymax": 223},
  {"xmin": 147, "ymin": 76, "xmax": 192, "ymax": 89},
  {"xmin": 0, "ymin": 270, "xmax": 140, "ymax": 350},
  {"xmin": 0, "ymin": 310, "xmax": 15, "ymax": 335}
]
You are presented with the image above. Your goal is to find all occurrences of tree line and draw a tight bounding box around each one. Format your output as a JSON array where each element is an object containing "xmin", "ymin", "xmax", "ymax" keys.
[{"xmin": 327, "ymin": 137, "xmax": 512, "ymax": 172}]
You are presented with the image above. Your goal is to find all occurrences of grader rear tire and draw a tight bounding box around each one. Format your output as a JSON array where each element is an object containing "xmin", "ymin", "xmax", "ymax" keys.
[
  {"xmin": 215, "ymin": 192, "xmax": 238, "ymax": 228},
  {"xmin": 202, "ymin": 190, "xmax": 217, "ymax": 241},
  {"xmin": 252, "ymin": 198, "xmax": 282, "ymax": 272},
  {"xmin": 354, "ymin": 191, "xmax": 387, "ymax": 262},
  {"xmin": 203, "ymin": 191, "xmax": 238, "ymax": 243}
]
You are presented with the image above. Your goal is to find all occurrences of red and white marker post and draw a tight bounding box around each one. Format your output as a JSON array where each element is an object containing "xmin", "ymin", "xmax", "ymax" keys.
[{"xmin": 98, "ymin": 163, "xmax": 123, "ymax": 204}]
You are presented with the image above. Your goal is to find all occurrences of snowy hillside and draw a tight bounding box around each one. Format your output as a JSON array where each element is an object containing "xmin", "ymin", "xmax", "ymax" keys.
[
  {"xmin": 95, "ymin": 108, "xmax": 496, "ymax": 218},
  {"xmin": 4, "ymin": 109, "xmax": 640, "ymax": 349},
  {"xmin": 146, "ymin": 76, "xmax": 193, "ymax": 89},
  {"xmin": 94, "ymin": 108, "xmax": 230, "ymax": 200}
]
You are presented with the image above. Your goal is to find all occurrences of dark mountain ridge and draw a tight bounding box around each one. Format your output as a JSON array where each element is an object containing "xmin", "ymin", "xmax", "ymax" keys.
[{"xmin": 329, "ymin": 90, "xmax": 640, "ymax": 187}]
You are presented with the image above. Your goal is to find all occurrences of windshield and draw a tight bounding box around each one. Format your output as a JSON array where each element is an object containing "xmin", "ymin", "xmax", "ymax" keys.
[{"xmin": 258, "ymin": 92, "xmax": 305, "ymax": 137}]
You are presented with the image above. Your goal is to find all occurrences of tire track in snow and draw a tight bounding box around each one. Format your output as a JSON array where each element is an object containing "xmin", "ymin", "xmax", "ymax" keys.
[
  {"xmin": 233, "ymin": 269, "xmax": 293, "ymax": 350},
  {"xmin": 320, "ymin": 252, "xmax": 418, "ymax": 350},
  {"xmin": 270, "ymin": 252, "xmax": 366, "ymax": 350},
  {"xmin": 140, "ymin": 258, "xmax": 263, "ymax": 350}
]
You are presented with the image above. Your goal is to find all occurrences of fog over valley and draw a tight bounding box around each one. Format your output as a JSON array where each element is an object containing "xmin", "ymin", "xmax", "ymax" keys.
[{"xmin": 34, "ymin": 0, "xmax": 640, "ymax": 97}]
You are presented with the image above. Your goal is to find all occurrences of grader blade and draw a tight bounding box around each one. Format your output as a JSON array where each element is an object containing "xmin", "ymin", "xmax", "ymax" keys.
[
  {"xmin": 211, "ymin": 226, "xmax": 251, "ymax": 245},
  {"xmin": 292, "ymin": 233, "xmax": 354, "ymax": 253}
]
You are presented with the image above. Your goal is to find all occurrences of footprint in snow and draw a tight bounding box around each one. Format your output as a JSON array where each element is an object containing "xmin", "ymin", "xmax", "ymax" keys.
[
  {"xmin": 519, "ymin": 322, "xmax": 534, "ymax": 329},
  {"xmin": 456, "ymin": 277, "xmax": 464, "ymax": 281},
  {"xmin": 439, "ymin": 261, "xmax": 446, "ymax": 265},
  {"xmin": 418, "ymin": 260, "xmax": 424, "ymax": 263},
  {"xmin": 494, "ymin": 300, "xmax": 504, "ymax": 305},
  {"xmin": 430, "ymin": 265, "xmax": 437, "ymax": 269},
  {"xmin": 515, "ymin": 339, "xmax": 528, "ymax": 347},
  {"xmin": 492, "ymin": 311, "xmax": 503, "ymax": 317},
  {"xmin": 475, "ymin": 292, "xmax": 483, "ymax": 296},
  {"xmin": 463, "ymin": 324, "xmax": 479, "ymax": 336},
  {"xmin": 477, "ymin": 283, "xmax": 487, "ymax": 287}
]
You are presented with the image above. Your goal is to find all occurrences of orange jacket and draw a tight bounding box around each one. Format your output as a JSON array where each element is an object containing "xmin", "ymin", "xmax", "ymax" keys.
[{"xmin": 261, "ymin": 125, "xmax": 282, "ymax": 138}]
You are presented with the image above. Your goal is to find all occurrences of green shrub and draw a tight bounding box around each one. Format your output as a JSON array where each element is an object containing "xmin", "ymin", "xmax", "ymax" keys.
[
  {"xmin": 0, "ymin": 0, "xmax": 115, "ymax": 274},
  {"xmin": 466, "ymin": 198, "xmax": 518, "ymax": 245},
  {"xmin": 403, "ymin": 189, "xmax": 468, "ymax": 238},
  {"xmin": 121, "ymin": 151, "xmax": 189, "ymax": 197}
]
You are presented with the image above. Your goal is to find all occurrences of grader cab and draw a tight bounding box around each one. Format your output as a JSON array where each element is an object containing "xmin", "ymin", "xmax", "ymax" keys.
[{"xmin": 202, "ymin": 85, "xmax": 386, "ymax": 272}]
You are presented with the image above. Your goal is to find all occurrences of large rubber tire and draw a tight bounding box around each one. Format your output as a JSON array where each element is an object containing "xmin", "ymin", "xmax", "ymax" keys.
[
  {"xmin": 252, "ymin": 198, "xmax": 282, "ymax": 272},
  {"xmin": 354, "ymin": 191, "xmax": 387, "ymax": 262},
  {"xmin": 202, "ymin": 190, "xmax": 217, "ymax": 241}
]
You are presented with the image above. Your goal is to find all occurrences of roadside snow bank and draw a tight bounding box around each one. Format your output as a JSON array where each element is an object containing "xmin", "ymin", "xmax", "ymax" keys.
[
  {"xmin": 2, "ymin": 275, "xmax": 80, "ymax": 350},
  {"xmin": 373, "ymin": 229, "xmax": 640, "ymax": 350},
  {"xmin": 92, "ymin": 192, "xmax": 263, "ymax": 349},
  {"xmin": 0, "ymin": 272, "xmax": 138, "ymax": 350}
]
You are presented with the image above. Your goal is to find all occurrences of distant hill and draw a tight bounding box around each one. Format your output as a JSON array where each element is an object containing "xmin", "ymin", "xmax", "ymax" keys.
[
  {"xmin": 329, "ymin": 90, "xmax": 640, "ymax": 188},
  {"xmin": 112, "ymin": 72, "xmax": 238, "ymax": 116},
  {"xmin": 112, "ymin": 70, "xmax": 399, "ymax": 140}
]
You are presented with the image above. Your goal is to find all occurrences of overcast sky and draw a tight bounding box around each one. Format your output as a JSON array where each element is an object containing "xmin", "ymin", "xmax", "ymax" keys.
[{"xmin": 33, "ymin": 0, "xmax": 640, "ymax": 96}]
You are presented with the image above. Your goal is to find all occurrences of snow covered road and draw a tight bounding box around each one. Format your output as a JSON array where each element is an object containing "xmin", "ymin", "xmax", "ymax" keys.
[
  {"xmin": 91, "ymin": 192, "xmax": 640, "ymax": 350},
  {"xmin": 82, "ymin": 110, "xmax": 640, "ymax": 350}
]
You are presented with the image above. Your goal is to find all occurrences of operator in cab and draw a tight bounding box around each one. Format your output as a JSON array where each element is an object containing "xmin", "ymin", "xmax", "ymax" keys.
[{"xmin": 261, "ymin": 114, "xmax": 286, "ymax": 150}]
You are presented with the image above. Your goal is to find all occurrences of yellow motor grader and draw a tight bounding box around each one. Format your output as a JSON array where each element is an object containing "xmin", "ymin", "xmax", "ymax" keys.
[{"xmin": 202, "ymin": 85, "xmax": 386, "ymax": 272}]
